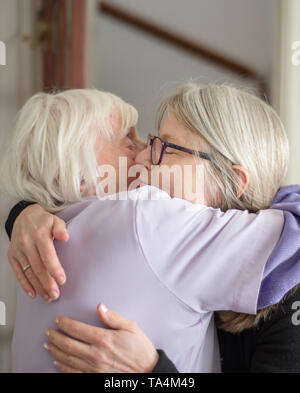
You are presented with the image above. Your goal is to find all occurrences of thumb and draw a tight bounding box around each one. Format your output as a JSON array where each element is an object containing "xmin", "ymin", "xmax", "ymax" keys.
[
  {"xmin": 52, "ymin": 217, "xmax": 69, "ymax": 242},
  {"xmin": 97, "ymin": 303, "xmax": 132, "ymax": 330}
]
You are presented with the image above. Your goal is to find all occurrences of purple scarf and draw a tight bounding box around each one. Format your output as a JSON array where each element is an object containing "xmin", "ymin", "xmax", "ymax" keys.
[{"xmin": 258, "ymin": 185, "xmax": 300, "ymax": 309}]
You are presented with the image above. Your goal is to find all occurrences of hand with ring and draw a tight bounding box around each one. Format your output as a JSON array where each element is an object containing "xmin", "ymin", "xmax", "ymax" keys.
[
  {"xmin": 7, "ymin": 204, "xmax": 69, "ymax": 302},
  {"xmin": 22, "ymin": 264, "xmax": 31, "ymax": 273}
]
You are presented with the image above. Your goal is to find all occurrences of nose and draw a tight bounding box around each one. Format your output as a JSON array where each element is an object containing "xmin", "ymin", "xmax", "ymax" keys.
[{"xmin": 135, "ymin": 144, "xmax": 151, "ymax": 169}]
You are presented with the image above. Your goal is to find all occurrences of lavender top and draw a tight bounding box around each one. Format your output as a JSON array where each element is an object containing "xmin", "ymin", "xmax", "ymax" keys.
[{"xmin": 12, "ymin": 186, "xmax": 287, "ymax": 372}]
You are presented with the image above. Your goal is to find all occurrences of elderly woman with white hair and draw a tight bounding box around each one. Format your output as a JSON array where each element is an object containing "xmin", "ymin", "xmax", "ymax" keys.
[{"xmin": 2, "ymin": 84, "xmax": 300, "ymax": 373}]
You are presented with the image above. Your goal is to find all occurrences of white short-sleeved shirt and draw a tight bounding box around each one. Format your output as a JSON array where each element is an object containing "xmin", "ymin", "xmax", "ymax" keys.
[{"xmin": 12, "ymin": 186, "xmax": 284, "ymax": 372}]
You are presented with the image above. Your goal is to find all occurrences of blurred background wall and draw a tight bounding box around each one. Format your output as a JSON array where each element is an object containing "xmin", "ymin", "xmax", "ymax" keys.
[
  {"xmin": 278, "ymin": 0, "xmax": 300, "ymax": 185},
  {"xmin": 0, "ymin": 0, "xmax": 299, "ymax": 372},
  {"xmin": 96, "ymin": 0, "xmax": 277, "ymax": 135},
  {"xmin": 0, "ymin": 0, "xmax": 30, "ymax": 372}
]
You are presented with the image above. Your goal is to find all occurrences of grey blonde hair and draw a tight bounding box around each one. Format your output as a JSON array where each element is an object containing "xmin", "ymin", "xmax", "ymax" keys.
[
  {"xmin": 157, "ymin": 83, "xmax": 289, "ymax": 212},
  {"xmin": 0, "ymin": 89, "xmax": 138, "ymax": 212}
]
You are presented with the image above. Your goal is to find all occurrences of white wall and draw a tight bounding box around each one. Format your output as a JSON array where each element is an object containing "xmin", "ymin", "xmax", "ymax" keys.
[
  {"xmin": 95, "ymin": 0, "xmax": 278, "ymax": 137},
  {"xmin": 278, "ymin": 0, "xmax": 300, "ymax": 184},
  {"xmin": 0, "ymin": 0, "xmax": 39, "ymax": 372},
  {"xmin": 0, "ymin": 0, "xmax": 21, "ymax": 373}
]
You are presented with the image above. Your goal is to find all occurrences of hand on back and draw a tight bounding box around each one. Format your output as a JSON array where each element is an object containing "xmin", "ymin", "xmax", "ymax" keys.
[{"xmin": 8, "ymin": 204, "xmax": 69, "ymax": 302}]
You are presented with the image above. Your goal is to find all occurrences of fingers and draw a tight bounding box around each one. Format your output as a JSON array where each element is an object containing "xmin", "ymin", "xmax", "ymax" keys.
[
  {"xmin": 19, "ymin": 245, "xmax": 60, "ymax": 301},
  {"xmin": 97, "ymin": 303, "xmax": 133, "ymax": 331},
  {"xmin": 55, "ymin": 316, "xmax": 106, "ymax": 345},
  {"xmin": 35, "ymin": 223, "xmax": 66, "ymax": 286},
  {"xmin": 24, "ymin": 267, "xmax": 52, "ymax": 302},
  {"xmin": 45, "ymin": 328, "xmax": 94, "ymax": 362},
  {"xmin": 45, "ymin": 329, "xmax": 129, "ymax": 373},
  {"xmin": 44, "ymin": 343, "xmax": 95, "ymax": 372},
  {"xmin": 10, "ymin": 249, "xmax": 50, "ymax": 301},
  {"xmin": 10, "ymin": 205, "xmax": 67, "ymax": 291},
  {"xmin": 9, "ymin": 256, "xmax": 36, "ymax": 299},
  {"xmin": 52, "ymin": 217, "xmax": 69, "ymax": 243},
  {"xmin": 53, "ymin": 360, "xmax": 82, "ymax": 373}
]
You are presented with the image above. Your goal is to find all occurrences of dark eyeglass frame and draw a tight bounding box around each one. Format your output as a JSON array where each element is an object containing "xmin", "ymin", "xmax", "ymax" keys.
[{"xmin": 148, "ymin": 134, "xmax": 212, "ymax": 165}]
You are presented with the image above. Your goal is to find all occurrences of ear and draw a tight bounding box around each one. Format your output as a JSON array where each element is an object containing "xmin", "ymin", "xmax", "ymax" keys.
[{"xmin": 232, "ymin": 165, "xmax": 250, "ymax": 199}]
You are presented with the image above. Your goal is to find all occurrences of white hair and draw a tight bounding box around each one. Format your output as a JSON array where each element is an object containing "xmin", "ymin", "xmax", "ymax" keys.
[
  {"xmin": 157, "ymin": 83, "xmax": 289, "ymax": 211},
  {"xmin": 0, "ymin": 89, "xmax": 138, "ymax": 212}
]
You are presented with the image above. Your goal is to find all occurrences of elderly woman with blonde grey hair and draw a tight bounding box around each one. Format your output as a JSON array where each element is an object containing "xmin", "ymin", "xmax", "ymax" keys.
[{"xmin": 2, "ymin": 83, "xmax": 300, "ymax": 373}]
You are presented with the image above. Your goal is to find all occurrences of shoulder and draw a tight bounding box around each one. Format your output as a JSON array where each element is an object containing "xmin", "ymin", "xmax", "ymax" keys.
[
  {"xmin": 217, "ymin": 284, "xmax": 300, "ymax": 373},
  {"xmin": 216, "ymin": 284, "xmax": 300, "ymax": 334},
  {"xmin": 258, "ymin": 283, "xmax": 300, "ymax": 331},
  {"xmin": 249, "ymin": 284, "xmax": 300, "ymax": 372}
]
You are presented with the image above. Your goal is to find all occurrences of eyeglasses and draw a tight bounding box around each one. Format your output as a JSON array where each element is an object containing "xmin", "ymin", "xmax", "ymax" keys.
[{"xmin": 147, "ymin": 134, "xmax": 212, "ymax": 165}]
